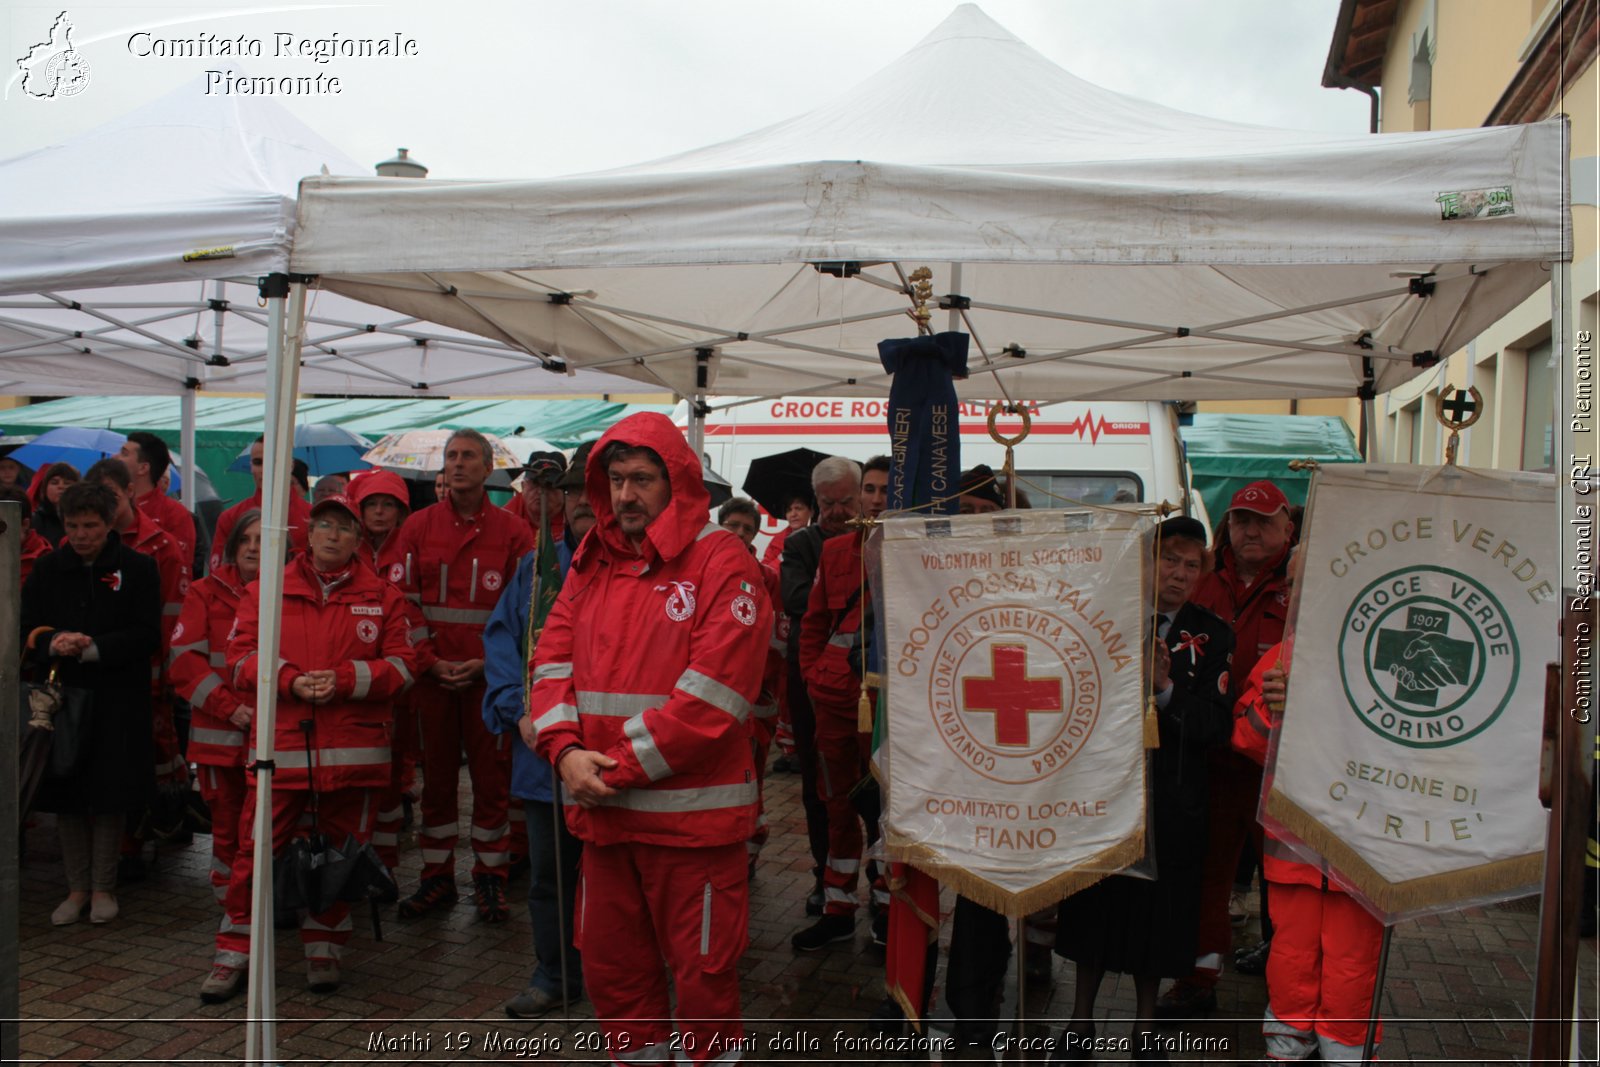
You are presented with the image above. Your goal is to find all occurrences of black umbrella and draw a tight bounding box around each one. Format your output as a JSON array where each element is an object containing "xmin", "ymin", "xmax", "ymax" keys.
[
  {"xmin": 703, "ymin": 463, "xmax": 734, "ymax": 508},
  {"xmin": 273, "ymin": 721, "xmax": 399, "ymax": 940},
  {"xmin": 740, "ymin": 447, "xmax": 830, "ymax": 520}
]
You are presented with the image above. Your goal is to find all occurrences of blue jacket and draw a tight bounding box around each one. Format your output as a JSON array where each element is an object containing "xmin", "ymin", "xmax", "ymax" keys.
[{"xmin": 482, "ymin": 535, "xmax": 575, "ymax": 802}]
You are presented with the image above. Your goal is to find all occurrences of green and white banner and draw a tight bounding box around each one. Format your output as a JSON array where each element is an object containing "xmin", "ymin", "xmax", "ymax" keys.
[
  {"xmin": 877, "ymin": 508, "xmax": 1151, "ymax": 917},
  {"xmin": 1268, "ymin": 464, "xmax": 1557, "ymax": 921}
]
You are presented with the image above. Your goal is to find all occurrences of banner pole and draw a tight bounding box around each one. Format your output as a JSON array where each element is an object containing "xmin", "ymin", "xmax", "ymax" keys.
[
  {"xmin": 1011, "ymin": 915, "xmax": 1025, "ymax": 1060},
  {"xmin": 1360, "ymin": 925, "xmax": 1394, "ymax": 1062}
]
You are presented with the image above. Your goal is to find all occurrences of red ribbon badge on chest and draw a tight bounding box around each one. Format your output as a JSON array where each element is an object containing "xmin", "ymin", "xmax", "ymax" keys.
[{"xmin": 1173, "ymin": 629, "xmax": 1209, "ymax": 666}]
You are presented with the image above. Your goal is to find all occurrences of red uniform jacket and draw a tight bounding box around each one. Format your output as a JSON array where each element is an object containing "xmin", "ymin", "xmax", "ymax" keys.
[
  {"xmin": 529, "ymin": 413, "xmax": 771, "ymax": 848},
  {"xmin": 227, "ymin": 556, "xmax": 417, "ymax": 791},
  {"xmin": 123, "ymin": 509, "xmax": 186, "ymax": 661},
  {"xmin": 135, "ymin": 488, "xmax": 197, "ymax": 569},
  {"xmin": 20, "ymin": 528, "xmax": 49, "ymax": 584},
  {"xmin": 346, "ymin": 470, "xmax": 428, "ymax": 645},
  {"xmin": 1230, "ymin": 643, "xmax": 1338, "ymax": 891},
  {"xmin": 169, "ymin": 564, "xmax": 254, "ymax": 767},
  {"xmin": 1192, "ymin": 541, "xmax": 1291, "ymax": 702},
  {"xmin": 798, "ymin": 529, "xmax": 865, "ymax": 707},
  {"xmin": 211, "ymin": 490, "xmax": 312, "ymax": 571},
  {"xmin": 394, "ymin": 494, "xmax": 537, "ymax": 672}
]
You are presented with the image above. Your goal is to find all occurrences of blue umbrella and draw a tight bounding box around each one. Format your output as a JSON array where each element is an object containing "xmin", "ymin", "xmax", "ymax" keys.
[
  {"xmin": 228, "ymin": 423, "xmax": 374, "ymax": 476},
  {"xmin": 8, "ymin": 426, "xmax": 127, "ymax": 474}
]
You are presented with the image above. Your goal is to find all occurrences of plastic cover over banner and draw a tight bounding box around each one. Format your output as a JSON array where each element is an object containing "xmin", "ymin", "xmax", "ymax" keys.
[
  {"xmin": 876, "ymin": 507, "xmax": 1152, "ymax": 917},
  {"xmin": 1265, "ymin": 464, "xmax": 1557, "ymax": 923}
]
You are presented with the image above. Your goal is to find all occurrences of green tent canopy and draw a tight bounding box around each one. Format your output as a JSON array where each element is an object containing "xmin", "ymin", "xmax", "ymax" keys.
[
  {"xmin": 2, "ymin": 395, "xmax": 669, "ymax": 506},
  {"xmin": 1180, "ymin": 413, "xmax": 1362, "ymax": 522}
]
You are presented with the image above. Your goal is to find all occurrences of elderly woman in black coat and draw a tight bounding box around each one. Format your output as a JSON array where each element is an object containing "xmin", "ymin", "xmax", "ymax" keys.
[{"xmin": 22, "ymin": 481, "xmax": 161, "ymax": 926}]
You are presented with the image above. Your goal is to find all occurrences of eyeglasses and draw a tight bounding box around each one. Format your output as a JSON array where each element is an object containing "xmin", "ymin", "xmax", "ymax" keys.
[{"xmin": 311, "ymin": 519, "xmax": 359, "ymax": 536}]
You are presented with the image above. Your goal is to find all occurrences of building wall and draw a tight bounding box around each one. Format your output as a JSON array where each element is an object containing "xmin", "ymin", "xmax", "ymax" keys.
[{"xmin": 1365, "ymin": 2, "xmax": 1598, "ymax": 472}]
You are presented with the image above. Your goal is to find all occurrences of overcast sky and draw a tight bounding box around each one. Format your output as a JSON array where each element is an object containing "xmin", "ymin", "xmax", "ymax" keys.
[{"xmin": 2, "ymin": 0, "xmax": 1373, "ymax": 177}]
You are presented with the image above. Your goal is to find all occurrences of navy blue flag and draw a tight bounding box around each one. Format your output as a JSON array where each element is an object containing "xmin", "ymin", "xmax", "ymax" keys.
[{"xmin": 878, "ymin": 331, "xmax": 968, "ymax": 515}]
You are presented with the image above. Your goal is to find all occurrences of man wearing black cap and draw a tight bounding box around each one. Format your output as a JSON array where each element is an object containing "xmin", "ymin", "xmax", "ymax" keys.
[
  {"xmin": 958, "ymin": 464, "xmax": 1005, "ymax": 514},
  {"xmin": 1159, "ymin": 480, "xmax": 1294, "ymax": 1016},
  {"xmin": 506, "ymin": 450, "xmax": 568, "ymax": 543},
  {"xmin": 1053, "ymin": 516, "xmax": 1234, "ymax": 1057}
]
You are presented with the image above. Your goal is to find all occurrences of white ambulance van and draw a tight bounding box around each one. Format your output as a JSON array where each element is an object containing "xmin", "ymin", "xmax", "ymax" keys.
[{"xmin": 675, "ymin": 398, "xmax": 1204, "ymax": 552}]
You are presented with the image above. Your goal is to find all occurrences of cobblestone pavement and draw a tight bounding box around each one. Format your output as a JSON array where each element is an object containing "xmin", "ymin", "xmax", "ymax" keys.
[{"xmin": 15, "ymin": 764, "xmax": 1599, "ymax": 1064}]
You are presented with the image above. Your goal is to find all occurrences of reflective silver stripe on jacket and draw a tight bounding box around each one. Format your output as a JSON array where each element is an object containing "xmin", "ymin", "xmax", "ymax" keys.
[
  {"xmin": 531, "ymin": 703, "xmax": 579, "ymax": 737},
  {"xmin": 595, "ymin": 780, "xmax": 758, "ymax": 813},
  {"xmin": 674, "ymin": 668, "xmax": 751, "ymax": 722},
  {"xmin": 385, "ymin": 655, "xmax": 414, "ymax": 688},
  {"xmin": 409, "ymin": 626, "xmax": 430, "ymax": 644},
  {"xmin": 623, "ymin": 713, "xmax": 673, "ymax": 782},
  {"xmin": 209, "ymin": 651, "xmax": 227, "ymax": 668},
  {"xmin": 470, "ymin": 558, "xmax": 479, "ymax": 603},
  {"xmin": 828, "ymin": 632, "xmax": 856, "ymax": 648},
  {"xmin": 438, "ymin": 562, "xmax": 448, "ymax": 606},
  {"xmin": 696, "ymin": 522, "xmax": 722, "ymax": 541},
  {"xmin": 169, "ymin": 639, "xmax": 207, "ymax": 664},
  {"xmin": 187, "ymin": 673, "xmax": 224, "ymax": 709},
  {"xmin": 191, "ymin": 726, "xmax": 246, "ymax": 747},
  {"xmin": 272, "ymin": 746, "xmax": 390, "ymax": 769},
  {"xmin": 163, "ymin": 602, "xmax": 182, "ymax": 616},
  {"xmin": 421, "ymin": 606, "xmax": 493, "ymax": 626},
  {"xmin": 350, "ymin": 660, "xmax": 373, "ymax": 701},
  {"xmin": 576, "ymin": 691, "xmax": 669, "ymax": 717},
  {"xmin": 533, "ymin": 662, "xmax": 573, "ymax": 682},
  {"xmin": 752, "ymin": 698, "xmax": 779, "ymax": 720}
]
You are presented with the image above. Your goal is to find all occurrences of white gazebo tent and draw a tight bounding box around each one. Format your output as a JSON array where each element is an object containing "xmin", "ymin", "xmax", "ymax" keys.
[
  {"xmin": 0, "ymin": 80, "xmax": 649, "ymax": 1050},
  {"xmin": 291, "ymin": 4, "xmax": 1568, "ymax": 426},
  {"xmin": 275, "ymin": 7, "xmax": 1570, "ymax": 1060}
]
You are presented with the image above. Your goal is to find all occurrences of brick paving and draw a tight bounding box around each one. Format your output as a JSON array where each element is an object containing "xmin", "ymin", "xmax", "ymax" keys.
[{"xmin": 15, "ymin": 765, "xmax": 1598, "ymax": 1064}]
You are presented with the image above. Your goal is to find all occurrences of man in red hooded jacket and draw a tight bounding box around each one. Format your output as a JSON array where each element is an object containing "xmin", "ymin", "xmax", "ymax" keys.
[
  {"xmin": 1159, "ymin": 479, "xmax": 1294, "ymax": 1015},
  {"xmin": 525, "ymin": 412, "xmax": 771, "ymax": 1063}
]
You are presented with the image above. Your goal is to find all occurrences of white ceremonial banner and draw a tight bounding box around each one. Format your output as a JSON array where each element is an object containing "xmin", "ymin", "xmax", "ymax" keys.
[
  {"xmin": 879, "ymin": 508, "xmax": 1151, "ymax": 917},
  {"xmin": 1267, "ymin": 464, "xmax": 1557, "ymax": 923}
]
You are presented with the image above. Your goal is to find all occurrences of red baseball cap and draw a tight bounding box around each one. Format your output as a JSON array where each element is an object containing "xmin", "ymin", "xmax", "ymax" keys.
[
  {"xmin": 309, "ymin": 493, "xmax": 361, "ymax": 525},
  {"xmin": 1228, "ymin": 480, "xmax": 1289, "ymax": 516}
]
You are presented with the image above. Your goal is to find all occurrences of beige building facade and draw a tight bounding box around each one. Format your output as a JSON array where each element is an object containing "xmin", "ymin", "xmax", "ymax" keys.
[{"xmin": 1316, "ymin": 0, "xmax": 1599, "ymax": 472}]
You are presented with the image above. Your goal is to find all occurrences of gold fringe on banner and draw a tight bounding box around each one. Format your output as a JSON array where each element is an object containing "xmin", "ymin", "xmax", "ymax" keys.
[
  {"xmin": 1142, "ymin": 697, "xmax": 1161, "ymax": 750},
  {"xmin": 1266, "ymin": 788, "xmax": 1544, "ymax": 916},
  {"xmin": 887, "ymin": 831, "xmax": 1146, "ymax": 918}
]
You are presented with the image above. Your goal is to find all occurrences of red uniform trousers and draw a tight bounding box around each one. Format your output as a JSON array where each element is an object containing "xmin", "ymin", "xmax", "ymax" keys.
[
  {"xmin": 579, "ymin": 840, "xmax": 748, "ymax": 1064},
  {"xmin": 415, "ymin": 680, "xmax": 513, "ymax": 881},
  {"xmin": 1194, "ymin": 752, "xmax": 1265, "ymax": 964},
  {"xmin": 371, "ymin": 692, "xmax": 417, "ymax": 871},
  {"xmin": 813, "ymin": 695, "xmax": 881, "ymax": 916},
  {"xmin": 214, "ymin": 784, "xmax": 376, "ymax": 967},
  {"xmin": 196, "ymin": 764, "xmax": 247, "ymax": 902},
  {"xmin": 1262, "ymin": 881, "xmax": 1383, "ymax": 1062}
]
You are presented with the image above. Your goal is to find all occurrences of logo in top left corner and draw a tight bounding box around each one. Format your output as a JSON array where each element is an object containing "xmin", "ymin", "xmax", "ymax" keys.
[{"xmin": 17, "ymin": 12, "xmax": 91, "ymax": 100}]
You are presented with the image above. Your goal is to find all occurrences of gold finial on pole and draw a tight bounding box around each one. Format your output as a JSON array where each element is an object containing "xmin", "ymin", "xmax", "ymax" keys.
[
  {"xmin": 987, "ymin": 404, "xmax": 1032, "ymax": 509},
  {"xmin": 1287, "ymin": 458, "xmax": 1323, "ymax": 473},
  {"xmin": 1434, "ymin": 385, "xmax": 1482, "ymax": 466},
  {"xmin": 908, "ymin": 267, "xmax": 935, "ymax": 336}
]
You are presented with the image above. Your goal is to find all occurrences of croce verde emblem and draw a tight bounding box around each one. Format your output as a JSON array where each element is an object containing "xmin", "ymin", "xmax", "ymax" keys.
[{"xmin": 1338, "ymin": 565, "xmax": 1519, "ymax": 749}]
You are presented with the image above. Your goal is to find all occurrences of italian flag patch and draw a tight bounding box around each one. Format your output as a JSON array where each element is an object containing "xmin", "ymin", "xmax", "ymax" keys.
[{"xmin": 739, "ymin": 581, "xmax": 755, "ymax": 593}]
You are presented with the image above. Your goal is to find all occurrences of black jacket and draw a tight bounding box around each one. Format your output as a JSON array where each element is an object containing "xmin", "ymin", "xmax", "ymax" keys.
[
  {"xmin": 1151, "ymin": 600, "xmax": 1235, "ymax": 868},
  {"xmin": 22, "ymin": 533, "xmax": 161, "ymax": 814}
]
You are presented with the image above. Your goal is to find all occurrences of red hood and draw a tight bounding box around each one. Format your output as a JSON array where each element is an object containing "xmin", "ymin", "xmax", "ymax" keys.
[
  {"xmin": 583, "ymin": 412, "xmax": 708, "ymax": 564},
  {"xmin": 347, "ymin": 469, "xmax": 411, "ymax": 515}
]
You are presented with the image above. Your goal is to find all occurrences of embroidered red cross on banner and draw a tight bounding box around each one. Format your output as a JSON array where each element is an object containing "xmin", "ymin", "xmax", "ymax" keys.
[{"xmin": 962, "ymin": 643, "xmax": 1063, "ymax": 746}]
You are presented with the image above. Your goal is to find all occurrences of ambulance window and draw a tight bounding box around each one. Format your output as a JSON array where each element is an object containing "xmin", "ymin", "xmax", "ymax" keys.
[{"xmin": 1016, "ymin": 471, "xmax": 1143, "ymax": 508}]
